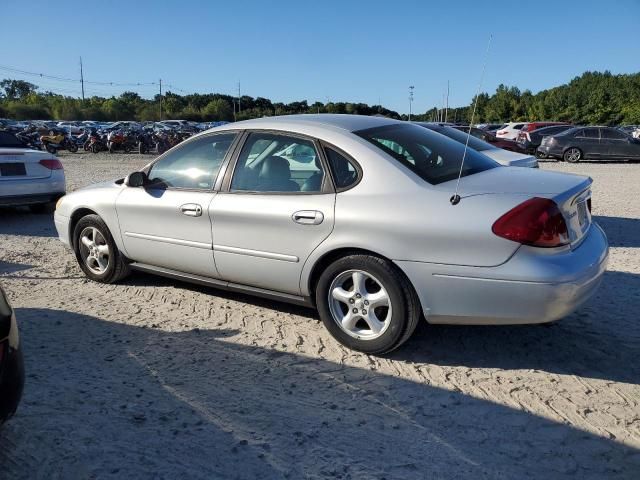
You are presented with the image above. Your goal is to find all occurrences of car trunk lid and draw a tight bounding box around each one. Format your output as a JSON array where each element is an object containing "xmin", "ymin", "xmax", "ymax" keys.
[
  {"xmin": 438, "ymin": 166, "xmax": 593, "ymax": 246},
  {"xmin": 0, "ymin": 150, "xmax": 53, "ymax": 180}
]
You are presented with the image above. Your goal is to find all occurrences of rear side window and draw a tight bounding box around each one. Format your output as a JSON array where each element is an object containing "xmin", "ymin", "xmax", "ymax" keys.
[
  {"xmin": 324, "ymin": 146, "xmax": 359, "ymax": 190},
  {"xmin": 601, "ymin": 129, "xmax": 627, "ymax": 140},
  {"xmin": 583, "ymin": 128, "xmax": 600, "ymax": 139},
  {"xmin": 230, "ymin": 132, "xmax": 325, "ymax": 193},
  {"xmin": 513, "ymin": 124, "xmax": 524, "ymax": 130},
  {"xmin": 356, "ymin": 124, "xmax": 498, "ymax": 185}
]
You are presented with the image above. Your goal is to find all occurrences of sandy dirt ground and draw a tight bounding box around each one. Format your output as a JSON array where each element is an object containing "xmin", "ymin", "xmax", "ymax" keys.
[{"xmin": 0, "ymin": 152, "xmax": 639, "ymax": 479}]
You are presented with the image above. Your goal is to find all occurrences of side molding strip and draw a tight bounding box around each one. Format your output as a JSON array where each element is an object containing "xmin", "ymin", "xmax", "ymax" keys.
[
  {"xmin": 125, "ymin": 232, "xmax": 212, "ymax": 250},
  {"xmin": 213, "ymin": 244, "xmax": 299, "ymax": 263}
]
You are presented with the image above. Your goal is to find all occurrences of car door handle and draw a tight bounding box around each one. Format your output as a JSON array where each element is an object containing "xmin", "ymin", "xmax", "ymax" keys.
[
  {"xmin": 180, "ymin": 203, "xmax": 202, "ymax": 217},
  {"xmin": 292, "ymin": 210, "xmax": 324, "ymax": 225}
]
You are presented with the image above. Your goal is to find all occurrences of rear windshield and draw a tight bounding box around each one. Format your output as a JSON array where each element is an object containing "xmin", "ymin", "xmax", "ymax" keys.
[
  {"xmin": 423, "ymin": 125, "xmax": 495, "ymax": 152},
  {"xmin": 0, "ymin": 131, "xmax": 25, "ymax": 148},
  {"xmin": 355, "ymin": 123, "xmax": 499, "ymax": 185}
]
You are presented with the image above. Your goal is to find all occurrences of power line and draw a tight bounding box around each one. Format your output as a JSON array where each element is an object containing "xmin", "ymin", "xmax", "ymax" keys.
[{"xmin": 0, "ymin": 64, "xmax": 157, "ymax": 87}]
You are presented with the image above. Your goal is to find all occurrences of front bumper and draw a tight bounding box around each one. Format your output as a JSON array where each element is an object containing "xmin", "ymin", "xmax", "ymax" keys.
[
  {"xmin": 54, "ymin": 211, "xmax": 72, "ymax": 248},
  {"xmin": 396, "ymin": 223, "xmax": 609, "ymax": 325}
]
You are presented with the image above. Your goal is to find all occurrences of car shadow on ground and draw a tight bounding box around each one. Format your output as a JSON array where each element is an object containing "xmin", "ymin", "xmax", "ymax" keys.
[
  {"xmin": 1, "ymin": 307, "xmax": 637, "ymax": 479},
  {"xmin": 595, "ymin": 215, "xmax": 640, "ymax": 247},
  {"xmin": 0, "ymin": 208, "xmax": 57, "ymax": 238}
]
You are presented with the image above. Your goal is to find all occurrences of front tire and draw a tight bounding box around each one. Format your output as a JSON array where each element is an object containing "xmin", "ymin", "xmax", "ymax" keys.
[
  {"xmin": 45, "ymin": 144, "xmax": 57, "ymax": 154},
  {"xmin": 564, "ymin": 147, "xmax": 582, "ymax": 163},
  {"xmin": 315, "ymin": 254, "xmax": 421, "ymax": 354},
  {"xmin": 73, "ymin": 214, "xmax": 130, "ymax": 283}
]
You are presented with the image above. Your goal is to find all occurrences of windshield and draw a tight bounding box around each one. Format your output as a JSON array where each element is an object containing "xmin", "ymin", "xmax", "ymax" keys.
[
  {"xmin": 419, "ymin": 124, "xmax": 495, "ymax": 152},
  {"xmin": 356, "ymin": 123, "xmax": 499, "ymax": 185}
]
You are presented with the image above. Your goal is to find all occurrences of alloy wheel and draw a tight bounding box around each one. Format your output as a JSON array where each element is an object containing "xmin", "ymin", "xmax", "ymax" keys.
[
  {"xmin": 565, "ymin": 148, "xmax": 581, "ymax": 162},
  {"xmin": 79, "ymin": 227, "xmax": 110, "ymax": 275},
  {"xmin": 328, "ymin": 269, "xmax": 392, "ymax": 340}
]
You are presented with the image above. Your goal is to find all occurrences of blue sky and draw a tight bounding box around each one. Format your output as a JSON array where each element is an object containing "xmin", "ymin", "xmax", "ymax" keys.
[{"xmin": 2, "ymin": 0, "xmax": 639, "ymax": 114}]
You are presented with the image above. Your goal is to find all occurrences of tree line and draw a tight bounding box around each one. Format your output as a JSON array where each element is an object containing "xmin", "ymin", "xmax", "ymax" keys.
[{"xmin": 1, "ymin": 71, "xmax": 638, "ymax": 125}]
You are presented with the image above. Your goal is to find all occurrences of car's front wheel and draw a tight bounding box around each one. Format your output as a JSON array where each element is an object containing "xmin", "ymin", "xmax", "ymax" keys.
[
  {"xmin": 73, "ymin": 214, "xmax": 130, "ymax": 283},
  {"xmin": 316, "ymin": 254, "xmax": 421, "ymax": 354}
]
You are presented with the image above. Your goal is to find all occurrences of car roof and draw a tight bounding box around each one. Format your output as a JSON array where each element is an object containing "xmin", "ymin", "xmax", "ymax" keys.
[{"xmin": 225, "ymin": 114, "xmax": 401, "ymax": 133}]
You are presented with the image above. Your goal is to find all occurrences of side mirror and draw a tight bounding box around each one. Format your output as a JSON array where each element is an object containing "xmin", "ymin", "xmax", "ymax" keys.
[{"xmin": 125, "ymin": 171, "xmax": 148, "ymax": 187}]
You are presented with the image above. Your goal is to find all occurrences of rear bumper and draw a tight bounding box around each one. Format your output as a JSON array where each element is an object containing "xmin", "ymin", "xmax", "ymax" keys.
[
  {"xmin": 396, "ymin": 223, "xmax": 609, "ymax": 325},
  {"xmin": 537, "ymin": 145, "xmax": 563, "ymax": 159},
  {"xmin": 0, "ymin": 171, "xmax": 66, "ymax": 205},
  {"xmin": 0, "ymin": 192, "xmax": 65, "ymax": 206}
]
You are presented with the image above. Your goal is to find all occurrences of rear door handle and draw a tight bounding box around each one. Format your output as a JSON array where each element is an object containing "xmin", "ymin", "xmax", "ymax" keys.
[
  {"xmin": 180, "ymin": 203, "xmax": 202, "ymax": 217},
  {"xmin": 292, "ymin": 210, "xmax": 324, "ymax": 225}
]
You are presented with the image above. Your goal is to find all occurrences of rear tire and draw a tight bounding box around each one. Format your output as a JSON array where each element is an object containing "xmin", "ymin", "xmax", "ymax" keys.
[
  {"xmin": 68, "ymin": 142, "xmax": 78, "ymax": 153},
  {"xmin": 564, "ymin": 147, "xmax": 582, "ymax": 163},
  {"xmin": 73, "ymin": 214, "xmax": 130, "ymax": 283},
  {"xmin": 315, "ymin": 254, "xmax": 421, "ymax": 354}
]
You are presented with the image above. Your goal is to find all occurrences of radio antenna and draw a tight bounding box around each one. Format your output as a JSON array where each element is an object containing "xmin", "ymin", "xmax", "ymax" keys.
[{"xmin": 450, "ymin": 34, "xmax": 493, "ymax": 206}]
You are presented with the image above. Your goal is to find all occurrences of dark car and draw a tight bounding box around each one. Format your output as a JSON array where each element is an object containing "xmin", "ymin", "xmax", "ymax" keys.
[
  {"xmin": 517, "ymin": 124, "xmax": 575, "ymax": 156},
  {"xmin": 0, "ymin": 284, "xmax": 24, "ymax": 425},
  {"xmin": 452, "ymin": 126, "xmax": 528, "ymax": 154},
  {"xmin": 538, "ymin": 126, "xmax": 640, "ymax": 162}
]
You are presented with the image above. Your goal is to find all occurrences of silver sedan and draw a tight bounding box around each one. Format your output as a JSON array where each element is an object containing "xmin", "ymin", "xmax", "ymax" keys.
[{"xmin": 54, "ymin": 115, "xmax": 608, "ymax": 353}]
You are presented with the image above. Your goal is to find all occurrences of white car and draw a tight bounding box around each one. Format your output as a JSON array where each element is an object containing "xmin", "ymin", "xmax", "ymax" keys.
[
  {"xmin": 496, "ymin": 122, "xmax": 526, "ymax": 140},
  {"xmin": 0, "ymin": 131, "xmax": 66, "ymax": 212}
]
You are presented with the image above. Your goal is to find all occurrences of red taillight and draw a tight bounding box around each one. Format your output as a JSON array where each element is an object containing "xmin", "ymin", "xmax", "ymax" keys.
[
  {"xmin": 39, "ymin": 159, "xmax": 63, "ymax": 170},
  {"xmin": 492, "ymin": 197, "xmax": 569, "ymax": 248}
]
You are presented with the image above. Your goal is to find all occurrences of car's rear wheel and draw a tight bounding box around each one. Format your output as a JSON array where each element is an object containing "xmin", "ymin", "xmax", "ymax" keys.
[
  {"xmin": 564, "ymin": 147, "xmax": 582, "ymax": 163},
  {"xmin": 73, "ymin": 214, "xmax": 130, "ymax": 283},
  {"xmin": 316, "ymin": 254, "xmax": 421, "ymax": 354}
]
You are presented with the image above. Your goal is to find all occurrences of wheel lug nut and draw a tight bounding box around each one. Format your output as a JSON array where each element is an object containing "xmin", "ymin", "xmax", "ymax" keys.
[
  {"xmin": 356, "ymin": 293, "xmax": 361, "ymax": 298},
  {"xmin": 361, "ymin": 309, "xmax": 367, "ymax": 314},
  {"xmin": 352, "ymin": 308, "xmax": 358, "ymax": 314},
  {"xmin": 349, "ymin": 298, "xmax": 355, "ymax": 304},
  {"xmin": 364, "ymin": 300, "xmax": 369, "ymax": 305}
]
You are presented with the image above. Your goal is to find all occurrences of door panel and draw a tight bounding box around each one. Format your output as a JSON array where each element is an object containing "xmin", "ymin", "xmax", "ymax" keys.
[
  {"xmin": 116, "ymin": 188, "xmax": 218, "ymax": 277},
  {"xmin": 210, "ymin": 193, "xmax": 335, "ymax": 294}
]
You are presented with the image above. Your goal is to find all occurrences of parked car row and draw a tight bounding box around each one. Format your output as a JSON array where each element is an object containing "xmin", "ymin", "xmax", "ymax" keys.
[{"xmin": 538, "ymin": 126, "xmax": 640, "ymax": 162}]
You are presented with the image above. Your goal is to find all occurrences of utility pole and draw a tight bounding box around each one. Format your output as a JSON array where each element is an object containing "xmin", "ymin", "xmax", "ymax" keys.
[
  {"xmin": 445, "ymin": 80, "xmax": 450, "ymax": 123},
  {"xmin": 79, "ymin": 57, "xmax": 85, "ymax": 101},
  {"xmin": 408, "ymin": 85, "xmax": 414, "ymax": 121},
  {"xmin": 237, "ymin": 81, "xmax": 241, "ymax": 114},
  {"xmin": 159, "ymin": 79, "xmax": 163, "ymax": 120}
]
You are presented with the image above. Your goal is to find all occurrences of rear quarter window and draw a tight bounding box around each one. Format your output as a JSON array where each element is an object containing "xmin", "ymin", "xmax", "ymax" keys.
[{"xmin": 356, "ymin": 124, "xmax": 498, "ymax": 186}]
